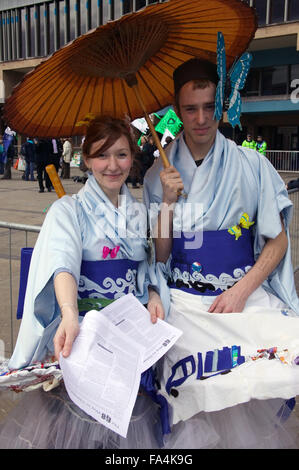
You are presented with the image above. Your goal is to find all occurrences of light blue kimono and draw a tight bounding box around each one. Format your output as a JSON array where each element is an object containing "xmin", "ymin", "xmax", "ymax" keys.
[
  {"xmin": 143, "ymin": 130, "xmax": 299, "ymax": 317},
  {"xmin": 9, "ymin": 174, "xmax": 155, "ymax": 370}
]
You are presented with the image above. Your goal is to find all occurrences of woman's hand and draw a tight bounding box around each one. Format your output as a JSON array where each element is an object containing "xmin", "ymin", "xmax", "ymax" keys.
[
  {"xmin": 147, "ymin": 289, "xmax": 165, "ymax": 323},
  {"xmin": 53, "ymin": 307, "xmax": 80, "ymax": 361}
]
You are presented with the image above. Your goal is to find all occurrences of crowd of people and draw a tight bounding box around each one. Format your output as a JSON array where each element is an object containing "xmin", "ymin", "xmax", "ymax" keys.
[
  {"xmin": 0, "ymin": 128, "xmax": 169, "ymax": 192},
  {"xmin": 0, "ymin": 43, "xmax": 299, "ymax": 450},
  {"xmin": 0, "ymin": 134, "xmax": 74, "ymax": 191}
]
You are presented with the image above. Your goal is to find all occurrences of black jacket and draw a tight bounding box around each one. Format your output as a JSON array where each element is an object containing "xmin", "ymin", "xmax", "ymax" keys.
[{"xmin": 24, "ymin": 140, "xmax": 36, "ymax": 163}]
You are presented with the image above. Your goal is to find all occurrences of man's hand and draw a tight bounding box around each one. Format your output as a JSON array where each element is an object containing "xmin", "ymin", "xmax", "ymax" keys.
[
  {"xmin": 208, "ymin": 284, "xmax": 247, "ymax": 313},
  {"xmin": 160, "ymin": 166, "xmax": 184, "ymax": 205},
  {"xmin": 208, "ymin": 219, "xmax": 288, "ymax": 314}
]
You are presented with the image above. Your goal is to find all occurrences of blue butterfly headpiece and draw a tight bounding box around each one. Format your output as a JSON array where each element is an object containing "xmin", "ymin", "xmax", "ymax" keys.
[{"xmin": 214, "ymin": 31, "xmax": 252, "ymax": 130}]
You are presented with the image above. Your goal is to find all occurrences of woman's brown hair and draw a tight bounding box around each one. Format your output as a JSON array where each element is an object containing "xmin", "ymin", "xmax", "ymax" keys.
[{"xmin": 82, "ymin": 115, "xmax": 138, "ymax": 162}]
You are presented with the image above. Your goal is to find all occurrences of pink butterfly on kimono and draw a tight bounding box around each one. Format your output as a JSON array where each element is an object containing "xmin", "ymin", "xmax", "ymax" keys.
[{"xmin": 102, "ymin": 245, "xmax": 120, "ymax": 259}]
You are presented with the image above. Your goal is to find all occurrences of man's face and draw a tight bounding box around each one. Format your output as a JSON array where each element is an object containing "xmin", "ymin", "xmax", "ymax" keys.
[
  {"xmin": 247, "ymin": 135, "xmax": 252, "ymax": 141},
  {"xmin": 175, "ymin": 81, "xmax": 219, "ymax": 155}
]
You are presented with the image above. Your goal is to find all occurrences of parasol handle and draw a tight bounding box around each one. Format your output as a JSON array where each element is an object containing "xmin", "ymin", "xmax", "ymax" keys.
[
  {"xmin": 131, "ymin": 84, "xmax": 170, "ymax": 169},
  {"xmin": 45, "ymin": 164, "xmax": 66, "ymax": 198}
]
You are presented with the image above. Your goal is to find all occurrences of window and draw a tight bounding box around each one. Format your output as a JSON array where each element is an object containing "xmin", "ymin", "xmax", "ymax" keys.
[
  {"xmin": 243, "ymin": 65, "xmax": 297, "ymax": 97},
  {"xmin": 288, "ymin": 0, "xmax": 299, "ymax": 21},
  {"xmin": 32, "ymin": 5, "xmax": 41, "ymax": 57},
  {"xmin": 290, "ymin": 64, "xmax": 299, "ymax": 82},
  {"xmin": 254, "ymin": 0, "xmax": 267, "ymax": 26},
  {"xmin": 261, "ymin": 65, "xmax": 288, "ymax": 95},
  {"xmin": 69, "ymin": 0, "xmax": 77, "ymax": 40},
  {"xmin": 136, "ymin": 0, "xmax": 146, "ymax": 11},
  {"xmin": 22, "ymin": 7, "xmax": 31, "ymax": 58},
  {"xmin": 48, "ymin": 2, "xmax": 55, "ymax": 54},
  {"xmin": 290, "ymin": 64, "xmax": 299, "ymax": 93},
  {"xmin": 122, "ymin": 0, "xmax": 132, "ymax": 14},
  {"xmin": 59, "ymin": 0, "xmax": 66, "ymax": 47},
  {"xmin": 91, "ymin": 0, "xmax": 100, "ymax": 29},
  {"xmin": 80, "ymin": 0, "xmax": 88, "ymax": 35},
  {"xmin": 243, "ymin": 68, "xmax": 260, "ymax": 96},
  {"xmin": 270, "ymin": 0, "xmax": 285, "ymax": 23}
]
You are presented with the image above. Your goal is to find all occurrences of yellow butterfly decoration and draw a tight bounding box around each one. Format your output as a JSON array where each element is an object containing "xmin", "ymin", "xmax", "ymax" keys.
[{"xmin": 228, "ymin": 212, "xmax": 254, "ymax": 240}]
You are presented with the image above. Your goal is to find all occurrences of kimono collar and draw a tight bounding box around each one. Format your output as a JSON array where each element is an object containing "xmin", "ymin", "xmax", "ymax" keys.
[{"xmin": 76, "ymin": 174, "xmax": 148, "ymax": 259}]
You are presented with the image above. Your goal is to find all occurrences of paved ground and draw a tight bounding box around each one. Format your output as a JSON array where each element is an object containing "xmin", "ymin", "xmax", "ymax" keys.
[{"xmin": 1, "ymin": 166, "xmax": 299, "ymax": 443}]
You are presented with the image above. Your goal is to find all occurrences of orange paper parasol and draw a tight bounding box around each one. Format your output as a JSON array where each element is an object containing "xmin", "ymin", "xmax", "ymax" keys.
[{"xmin": 4, "ymin": 0, "xmax": 257, "ymax": 168}]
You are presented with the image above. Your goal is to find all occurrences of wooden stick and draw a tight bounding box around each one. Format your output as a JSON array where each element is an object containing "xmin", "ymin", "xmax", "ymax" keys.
[{"xmin": 46, "ymin": 164, "xmax": 66, "ymax": 198}]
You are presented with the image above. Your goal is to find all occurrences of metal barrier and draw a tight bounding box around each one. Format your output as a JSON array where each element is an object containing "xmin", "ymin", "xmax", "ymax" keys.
[
  {"xmin": 288, "ymin": 188, "xmax": 299, "ymax": 271},
  {"xmin": 267, "ymin": 150, "xmax": 299, "ymax": 172},
  {"xmin": 0, "ymin": 221, "xmax": 41, "ymax": 357}
]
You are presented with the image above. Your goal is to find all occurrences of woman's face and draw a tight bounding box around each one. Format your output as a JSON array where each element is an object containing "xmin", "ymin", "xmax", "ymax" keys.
[{"xmin": 85, "ymin": 135, "xmax": 132, "ymax": 203}]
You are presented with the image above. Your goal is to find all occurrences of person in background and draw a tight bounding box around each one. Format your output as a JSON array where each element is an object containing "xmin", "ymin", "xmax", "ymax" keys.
[
  {"xmin": 1, "ymin": 127, "xmax": 16, "ymax": 180},
  {"xmin": 142, "ymin": 135, "xmax": 156, "ymax": 169},
  {"xmin": 51, "ymin": 138, "xmax": 63, "ymax": 173},
  {"xmin": 286, "ymin": 177, "xmax": 299, "ymax": 191},
  {"xmin": 34, "ymin": 138, "xmax": 53, "ymax": 192},
  {"xmin": 256, "ymin": 135, "xmax": 267, "ymax": 156},
  {"xmin": 61, "ymin": 138, "xmax": 72, "ymax": 179},
  {"xmin": 163, "ymin": 136, "xmax": 174, "ymax": 149},
  {"xmin": 242, "ymin": 133, "xmax": 256, "ymax": 150},
  {"xmin": 24, "ymin": 138, "xmax": 36, "ymax": 181},
  {"xmin": 0, "ymin": 137, "xmax": 4, "ymax": 174}
]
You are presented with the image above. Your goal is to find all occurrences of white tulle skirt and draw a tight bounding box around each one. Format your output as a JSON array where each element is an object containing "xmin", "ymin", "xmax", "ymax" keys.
[
  {"xmin": 163, "ymin": 397, "xmax": 299, "ymax": 449},
  {"xmin": 0, "ymin": 383, "xmax": 162, "ymax": 449},
  {"xmin": 157, "ymin": 288, "xmax": 299, "ymax": 449}
]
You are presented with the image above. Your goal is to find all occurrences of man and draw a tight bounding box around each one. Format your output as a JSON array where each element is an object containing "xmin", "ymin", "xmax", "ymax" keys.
[
  {"xmin": 144, "ymin": 57, "xmax": 297, "ymax": 315},
  {"xmin": 23, "ymin": 138, "xmax": 36, "ymax": 181},
  {"xmin": 0, "ymin": 137, "xmax": 3, "ymax": 174},
  {"xmin": 143, "ymin": 57, "xmax": 299, "ymax": 448},
  {"xmin": 34, "ymin": 138, "xmax": 53, "ymax": 192},
  {"xmin": 1, "ymin": 127, "xmax": 16, "ymax": 180},
  {"xmin": 51, "ymin": 138, "xmax": 63, "ymax": 173},
  {"xmin": 242, "ymin": 133, "xmax": 256, "ymax": 150},
  {"xmin": 256, "ymin": 134, "xmax": 267, "ymax": 156}
]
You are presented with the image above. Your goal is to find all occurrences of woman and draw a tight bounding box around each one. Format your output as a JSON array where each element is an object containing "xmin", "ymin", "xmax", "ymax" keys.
[
  {"xmin": 0, "ymin": 116, "xmax": 164, "ymax": 449},
  {"xmin": 60, "ymin": 137, "xmax": 72, "ymax": 179}
]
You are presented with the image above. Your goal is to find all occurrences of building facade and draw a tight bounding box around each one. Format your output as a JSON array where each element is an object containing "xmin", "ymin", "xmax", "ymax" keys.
[
  {"xmin": 226, "ymin": 0, "xmax": 299, "ymax": 149},
  {"xmin": 0, "ymin": 0, "xmax": 298, "ymax": 150}
]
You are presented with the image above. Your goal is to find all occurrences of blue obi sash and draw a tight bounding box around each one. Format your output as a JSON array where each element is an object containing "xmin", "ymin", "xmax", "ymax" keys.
[
  {"xmin": 77, "ymin": 258, "xmax": 138, "ymax": 315},
  {"xmin": 16, "ymin": 247, "xmax": 139, "ymax": 318},
  {"xmin": 168, "ymin": 229, "xmax": 254, "ymax": 296}
]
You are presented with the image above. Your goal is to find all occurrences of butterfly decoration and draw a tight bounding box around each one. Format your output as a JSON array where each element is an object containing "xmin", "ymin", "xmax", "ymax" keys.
[
  {"xmin": 239, "ymin": 212, "xmax": 255, "ymax": 230},
  {"xmin": 228, "ymin": 212, "xmax": 255, "ymax": 240},
  {"xmin": 214, "ymin": 31, "xmax": 252, "ymax": 130},
  {"xmin": 102, "ymin": 245, "xmax": 120, "ymax": 259},
  {"xmin": 228, "ymin": 224, "xmax": 242, "ymax": 240}
]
